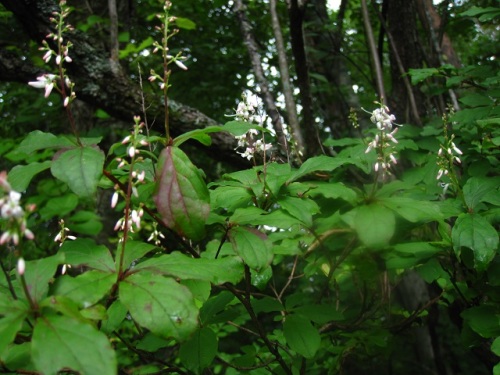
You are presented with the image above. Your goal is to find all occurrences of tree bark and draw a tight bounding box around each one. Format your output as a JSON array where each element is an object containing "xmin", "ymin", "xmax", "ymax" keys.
[
  {"xmin": 302, "ymin": 0, "xmax": 360, "ymax": 137},
  {"xmin": 269, "ymin": 0, "xmax": 304, "ymax": 154},
  {"xmin": 286, "ymin": 0, "xmax": 322, "ymax": 155},
  {"xmin": 0, "ymin": 0, "xmax": 247, "ymax": 168},
  {"xmin": 361, "ymin": 0, "xmax": 385, "ymax": 101},
  {"xmin": 386, "ymin": 0, "xmax": 427, "ymax": 124}
]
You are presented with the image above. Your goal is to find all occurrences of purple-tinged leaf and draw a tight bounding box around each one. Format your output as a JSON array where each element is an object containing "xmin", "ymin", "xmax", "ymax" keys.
[{"xmin": 154, "ymin": 146, "xmax": 210, "ymax": 240}]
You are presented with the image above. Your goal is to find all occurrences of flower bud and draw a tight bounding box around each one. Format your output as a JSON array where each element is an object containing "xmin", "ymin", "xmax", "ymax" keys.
[{"xmin": 17, "ymin": 257, "xmax": 25, "ymax": 275}]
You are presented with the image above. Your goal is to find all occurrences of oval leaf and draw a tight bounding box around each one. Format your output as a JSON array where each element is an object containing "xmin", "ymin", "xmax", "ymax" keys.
[
  {"xmin": 452, "ymin": 213, "xmax": 499, "ymax": 271},
  {"xmin": 179, "ymin": 327, "xmax": 218, "ymax": 372},
  {"xmin": 354, "ymin": 204, "xmax": 395, "ymax": 247},
  {"xmin": 154, "ymin": 146, "xmax": 210, "ymax": 240},
  {"xmin": 51, "ymin": 146, "xmax": 104, "ymax": 197},
  {"xmin": 229, "ymin": 226, "xmax": 272, "ymax": 271},
  {"xmin": 283, "ymin": 315, "xmax": 321, "ymax": 359},
  {"xmin": 135, "ymin": 252, "xmax": 244, "ymax": 285},
  {"xmin": 32, "ymin": 315, "xmax": 117, "ymax": 375},
  {"xmin": 119, "ymin": 272, "xmax": 198, "ymax": 341}
]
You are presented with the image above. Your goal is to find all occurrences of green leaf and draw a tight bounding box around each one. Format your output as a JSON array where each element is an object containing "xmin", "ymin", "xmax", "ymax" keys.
[
  {"xmin": 492, "ymin": 337, "xmax": 500, "ymax": 356},
  {"xmin": 354, "ymin": 204, "xmax": 395, "ymax": 247},
  {"xmin": 463, "ymin": 177, "xmax": 500, "ymax": 211},
  {"xmin": 459, "ymin": 93, "xmax": 493, "ymax": 107},
  {"xmin": 16, "ymin": 131, "xmax": 74, "ymax": 154},
  {"xmin": 80, "ymin": 304, "xmax": 107, "ymax": 320},
  {"xmin": 199, "ymin": 291, "xmax": 235, "ymax": 325},
  {"xmin": 101, "ymin": 300, "xmax": 128, "ymax": 334},
  {"xmin": 306, "ymin": 182, "xmax": 358, "ymax": 204},
  {"xmin": 119, "ymin": 271, "xmax": 198, "ymax": 341},
  {"xmin": 0, "ymin": 303, "xmax": 28, "ymax": 356},
  {"xmin": 283, "ymin": 315, "xmax": 321, "ymax": 359},
  {"xmin": 67, "ymin": 210, "xmax": 103, "ymax": 235},
  {"xmin": 181, "ymin": 279, "xmax": 211, "ymax": 303},
  {"xmin": 53, "ymin": 271, "xmax": 116, "ymax": 308},
  {"xmin": 8, "ymin": 161, "xmax": 51, "ymax": 191},
  {"xmin": 39, "ymin": 193, "xmax": 79, "ymax": 220},
  {"xmin": 461, "ymin": 306, "xmax": 500, "ymax": 338},
  {"xmin": 179, "ymin": 327, "xmax": 218, "ymax": 373},
  {"xmin": 173, "ymin": 126, "xmax": 223, "ymax": 147},
  {"xmin": 175, "ymin": 17, "xmax": 197, "ymax": 30},
  {"xmin": 136, "ymin": 333, "xmax": 170, "ymax": 352},
  {"xmin": 278, "ymin": 196, "xmax": 319, "ymax": 227},
  {"xmin": 154, "ymin": 146, "xmax": 210, "ymax": 240},
  {"xmin": 22, "ymin": 253, "xmax": 65, "ymax": 303},
  {"xmin": 32, "ymin": 315, "xmax": 117, "ymax": 375},
  {"xmin": 287, "ymin": 155, "xmax": 349, "ymax": 183},
  {"xmin": 230, "ymin": 206, "xmax": 267, "ymax": 225},
  {"xmin": 292, "ymin": 304, "xmax": 344, "ymax": 324},
  {"xmin": 380, "ymin": 197, "xmax": 442, "ymax": 222},
  {"xmin": 222, "ymin": 121, "xmax": 266, "ymax": 137},
  {"xmin": 59, "ymin": 238, "xmax": 115, "ymax": 273},
  {"xmin": 408, "ymin": 68, "xmax": 440, "ymax": 84},
  {"xmin": 120, "ymin": 241, "xmax": 157, "ymax": 272},
  {"xmin": 229, "ymin": 226, "xmax": 272, "ymax": 271},
  {"xmin": 393, "ymin": 242, "xmax": 441, "ymax": 258},
  {"xmin": 210, "ymin": 185, "xmax": 253, "ymax": 213},
  {"xmin": 0, "ymin": 343, "xmax": 33, "ymax": 371},
  {"xmin": 51, "ymin": 146, "xmax": 105, "ymax": 197},
  {"xmin": 135, "ymin": 252, "xmax": 244, "ymax": 285},
  {"xmin": 452, "ymin": 213, "xmax": 499, "ymax": 271}
]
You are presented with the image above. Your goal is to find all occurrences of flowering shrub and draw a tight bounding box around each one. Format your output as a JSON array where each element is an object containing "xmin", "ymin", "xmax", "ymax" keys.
[{"xmin": 0, "ymin": 1, "xmax": 499, "ymax": 375}]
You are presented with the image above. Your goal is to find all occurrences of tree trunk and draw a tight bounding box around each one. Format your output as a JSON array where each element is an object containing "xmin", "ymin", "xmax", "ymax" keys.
[{"xmin": 386, "ymin": 0, "xmax": 427, "ymax": 124}]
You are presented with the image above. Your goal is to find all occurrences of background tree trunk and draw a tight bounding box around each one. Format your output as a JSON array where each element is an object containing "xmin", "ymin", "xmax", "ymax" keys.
[{"xmin": 386, "ymin": 0, "xmax": 427, "ymax": 124}]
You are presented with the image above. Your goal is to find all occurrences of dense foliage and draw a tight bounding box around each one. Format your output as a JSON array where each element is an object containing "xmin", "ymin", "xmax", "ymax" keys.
[{"xmin": 0, "ymin": 0, "xmax": 499, "ymax": 374}]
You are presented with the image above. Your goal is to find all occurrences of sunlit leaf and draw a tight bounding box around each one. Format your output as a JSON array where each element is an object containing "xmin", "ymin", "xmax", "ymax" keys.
[{"xmin": 354, "ymin": 204, "xmax": 395, "ymax": 247}]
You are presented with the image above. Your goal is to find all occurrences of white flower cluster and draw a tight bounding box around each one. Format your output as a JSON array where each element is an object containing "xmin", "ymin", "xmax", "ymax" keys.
[
  {"xmin": 0, "ymin": 171, "xmax": 34, "ymax": 245},
  {"xmin": 364, "ymin": 104, "xmax": 400, "ymax": 173},
  {"xmin": 27, "ymin": 0, "xmax": 76, "ymax": 107},
  {"xmin": 53, "ymin": 219, "xmax": 76, "ymax": 246},
  {"xmin": 111, "ymin": 117, "xmax": 150, "ymax": 234},
  {"xmin": 436, "ymin": 134, "xmax": 462, "ymax": 181},
  {"xmin": 114, "ymin": 207, "xmax": 144, "ymax": 233},
  {"xmin": 233, "ymin": 93, "xmax": 272, "ymax": 161}
]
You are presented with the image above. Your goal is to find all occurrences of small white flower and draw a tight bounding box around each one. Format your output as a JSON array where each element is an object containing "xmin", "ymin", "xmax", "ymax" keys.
[
  {"xmin": 17, "ymin": 258, "xmax": 25, "ymax": 276},
  {"xmin": 43, "ymin": 51, "xmax": 52, "ymax": 63},
  {"xmin": 28, "ymin": 74, "xmax": 56, "ymax": 98},
  {"xmin": 111, "ymin": 191, "xmax": 119, "ymax": 208},
  {"xmin": 174, "ymin": 59, "xmax": 188, "ymax": 70},
  {"xmin": 451, "ymin": 142, "xmax": 463, "ymax": 155},
  {"xmin": 436, "ymin": 169, "xmax": 444, "ymax": 180},
  {"xmin": 128, "ymin": 146, "xmax": 136, "ymax": 158}
]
